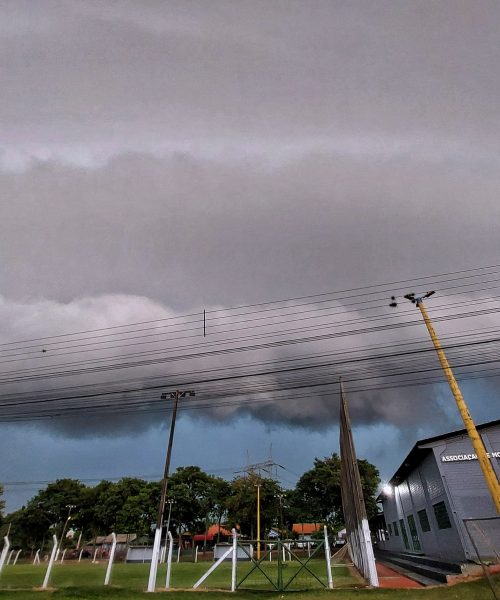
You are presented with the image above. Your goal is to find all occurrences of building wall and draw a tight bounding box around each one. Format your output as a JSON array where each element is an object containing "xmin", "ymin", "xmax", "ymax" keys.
[
  {"xmin": 379, "ymin": 452, "xmax": 464, "ymax": 560},
  {"xmin": 379, "ymin": 423, "xmax": 500, "ymax": 563},
  {"xmin": 432, "ymin": 424, "xmax": 500, "ymax": 560}
]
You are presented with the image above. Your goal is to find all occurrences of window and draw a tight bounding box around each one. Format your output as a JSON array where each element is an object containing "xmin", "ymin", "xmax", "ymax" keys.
[
  {"xmin": 407, "ymin": 514, "xmax": 421, "ymax": 551},
  {"xmin": 399, "ymin": 519, "xmax": 410, "ymax": 550},
  {"xmin": 393, "ymin": 521, "xmax": 399, "ymax": 536},
  {"xmin": 387, "ymin": 523, "xmax": 393, "ymax": 537},
  {"xmin": 433, "ymin": 501, "xmax": 452, "ymax": 529},
  {"xmin": 418, "ymin": 509, "xmax": 431, "ymax": 532}
]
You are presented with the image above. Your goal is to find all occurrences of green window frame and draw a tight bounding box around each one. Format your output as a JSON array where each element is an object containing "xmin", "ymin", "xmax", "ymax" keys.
[
  {"xmin": 433, "ymin": 501, "xmax": 452, "ymax": 529},
  {"xmin": 399, "ymin": 518, "xmax": 410, "ymax": 550},
  {"xmin": 418, "ymin": 509, "xmax": 431, "ymax": 532}
]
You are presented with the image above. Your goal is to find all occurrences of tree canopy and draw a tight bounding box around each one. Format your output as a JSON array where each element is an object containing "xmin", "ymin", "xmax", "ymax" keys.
[{"xmin": 3, "ymin": 455, "xmax": 380, "ymax": 550}]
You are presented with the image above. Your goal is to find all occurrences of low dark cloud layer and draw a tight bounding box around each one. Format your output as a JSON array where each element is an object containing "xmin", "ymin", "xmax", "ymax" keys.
[{"xmin": 1, "ymin": 2, "xmax": 499, "ymax": 508}]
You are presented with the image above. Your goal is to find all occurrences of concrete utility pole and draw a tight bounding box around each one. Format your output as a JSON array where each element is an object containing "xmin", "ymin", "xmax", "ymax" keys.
[
  {"xmin": 400, "ymin": 291, "xmax": 500, "ymax": 514},
  {"xmin": 147, "ymin": 389, "xmax": 195, "ymax": 593},
  {"xmin": 255, "ymin": 484, "xmax": 261, "ymax": 560}
]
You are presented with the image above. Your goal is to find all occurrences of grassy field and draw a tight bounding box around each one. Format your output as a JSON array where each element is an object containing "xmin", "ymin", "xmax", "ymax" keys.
[
  {"xmin": 0, "ymin": 561, "xmax": 498, "ymax": 600},
  {"xmin": 0, "ymin": 560, "xmax": 354, "ymax": 591}
]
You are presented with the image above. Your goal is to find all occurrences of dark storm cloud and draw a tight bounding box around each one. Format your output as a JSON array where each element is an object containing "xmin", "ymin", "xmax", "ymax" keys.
[
  {"xmin": 1, "ymin": 151, "xmax": 499, "ymax": 307},
  {"xmin": 1, "ymin": 1, "xmax": 499, "ymax": 438}
]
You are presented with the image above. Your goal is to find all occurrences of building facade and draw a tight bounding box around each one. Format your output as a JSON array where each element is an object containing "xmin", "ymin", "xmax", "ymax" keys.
[{"xmin": 376, "ymin": 420, "xmax": 500, "ymax": 563}]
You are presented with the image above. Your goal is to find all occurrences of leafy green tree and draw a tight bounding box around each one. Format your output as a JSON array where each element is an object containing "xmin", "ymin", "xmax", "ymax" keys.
[
  {"xmin": 289, "ymin": 454, "xmax": 380, "ymax": 530},
  {"xmin": 25, "ymin": 479, "xmax": 89, "ymax": 548},
  {"xmin": 83, "ymin": 478, "xmax": 159, "ymax": 539},
  {"xmin": 168, "ymin": 466, "xmax": 214, "ymax": 540},
  {"xmin": 226, "ymin": 473, "xmax": 282, "ymax": 538},
  {"xmin": 0, "ymin": 484, "xmax": 4, "ymax": 527},
  {"xmin": 205, "ymin": 476, "xmax": 231, "ymax": 542}
]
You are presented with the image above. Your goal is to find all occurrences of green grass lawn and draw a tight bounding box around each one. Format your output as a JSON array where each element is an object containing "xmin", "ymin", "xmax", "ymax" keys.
[{"xmin": 0, "ymin": 561, "xmax": 498, "ymax": 600}]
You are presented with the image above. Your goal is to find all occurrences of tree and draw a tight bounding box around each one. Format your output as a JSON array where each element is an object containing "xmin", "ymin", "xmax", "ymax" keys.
[
  {"xmin": 289, "ymin": 454, "xmax": 380, "ymax": 530},
  {"xmin": 226, "ymin": 473, "xmax": 282, "ymax": 538},
  {"xmin": 204, "ymin": 476, "xmax": 231, "ymax": 543},
  {"xmin": 0, "ymin": 484, "xmax": 4, "ymax": 527},
  {"xmin": 83, "ymin": 478, "xmax": 159, "ymax": 539},
  {"xmin": 168, "ymin": 466, "xmax": 214, "ymax": 541}
]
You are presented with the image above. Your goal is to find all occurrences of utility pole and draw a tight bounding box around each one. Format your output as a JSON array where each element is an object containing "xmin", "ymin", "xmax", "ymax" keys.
[
  {"xmin": 147, "ymin": 389, "xmax": 195, "ymax": 593},
  {"xmin": 398, "ymin": 291, "xmax": 500, "ymax": 514},
  {"xmin": 255, "ymin": 484, "xmax": 261, "ymax": 560}
]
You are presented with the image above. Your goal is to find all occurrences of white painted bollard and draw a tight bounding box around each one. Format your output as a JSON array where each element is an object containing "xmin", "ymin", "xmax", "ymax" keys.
[
  {"xmin": 42, "ymin": 535, "xmax": 58, "ymax": 589},
  {"xmin": 0, "ymin": 536, "xmax": 10, "ymax": 574},
  {"xmin": 78, "ymin": 549, "xmax": 84, "ymax": 562},
  {"xmin": 165, "ymin": 532, "xmax": 174, "ymax": 589},
  {"xmin": 104, "ymin": 532, "xmax": 117, "ymax": 586},
  {"xmin": 147, "ymin": 527, "xmax": 162, "ymax": 592},
  {"xmin": 6, "ymin": 549, "xmax": 14, "ymax": 565},
  {"xmin": 324, "ymin": 526, "xmax": 333, "ymax": 589},
  {"xmin": 60, "ymin": 549, "xmax": 67, "ymax": 564},
  {"xmin": 194, "ymin": 546, "xmax": 198, "ymax": 563},
  {"xmin": 231, "ymin": 528, "xmax": 238, "ymax": 592},
  {"xmin": 307, "ymin": 542, "xmax": 311, "ymax": 558},
  {"xmin": 13, "ymin": 549, "xmax": 22, "ymax": 565},
  {"xmin": 33, "ymin": 549, "xmax": 41, "ymax": 565}
]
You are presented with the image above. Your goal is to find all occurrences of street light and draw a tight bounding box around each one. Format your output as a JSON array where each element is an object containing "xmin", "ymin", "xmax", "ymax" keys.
[
  {"xmin": 60, "ymin": 505, "xmax": 76, "ymax": 550},
  {"xmin": 165, "ymin": 499, "xmax": 176, "ymax": 534}
]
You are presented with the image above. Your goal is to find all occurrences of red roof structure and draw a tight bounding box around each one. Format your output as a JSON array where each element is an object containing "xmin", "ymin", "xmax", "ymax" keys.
[
  {"xmin": 192, "ymin": 524, "xmax": 232, "ymax": 542},
  {"xmin": 292, "ymin": 523, "xmax": 321, "ymax": 535}
]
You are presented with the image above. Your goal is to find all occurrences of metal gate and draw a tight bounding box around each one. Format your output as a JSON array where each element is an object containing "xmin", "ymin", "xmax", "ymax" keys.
[{"xmin": 235, "ymin": 538, "xmax": 332, "ymax": 591}]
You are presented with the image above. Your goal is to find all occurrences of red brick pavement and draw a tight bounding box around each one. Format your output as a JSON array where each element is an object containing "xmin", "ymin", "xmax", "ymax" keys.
[{"xmin": 376, "ymin": 562, "xmax": 423, "ymax": 588}]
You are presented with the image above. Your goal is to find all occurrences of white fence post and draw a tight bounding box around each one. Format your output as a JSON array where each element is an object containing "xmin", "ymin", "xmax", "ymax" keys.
[
  {"xmin": 231, "ymin": 528, "xmax": 238, "ymax": 592},
  {"xmin": 177, "ymin": 544, "xmax": 181, "ymax": 564},
  {"xmin": 0, "ymin": 536, "xmax": 10, "ymax": 574},
  {"xmin": 147, "ymin": 527, "xmax": 162, "ymax": 592},
  {"xmin": 42, "ymin": 535, "xmax": 58, "ymax": 589},
  {"xmin": 165, "ymin": 531, "xmax": 174, "ymax": 589},
  {"xmin": 104, "ymin": 532, "xmax": 117, "ymax": 586},
  {"xmin": 33, "ymin": 549, "xmax": 41, "ymax": 565},
  {"xmin": 13, "ymin": 549, "xmax": 22, "ymax": 565},
  {"xmin": 324, "ymin": 526, "xmax": 333, "ymax": 589},
  {"xmin": 194, "ymin": 546, "xmax": 198, "ymax": 563}
]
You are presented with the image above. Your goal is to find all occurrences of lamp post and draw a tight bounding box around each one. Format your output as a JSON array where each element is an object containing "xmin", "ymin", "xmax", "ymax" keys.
[
  {"xmin": 275, "ymin": 493, "xmax": 285, "ymax": 535},
  {"xmin": 255, "ymin": 484, "xmax": 261, "ymax": 560},
  {"xmin": 165, "ymin": 499, "xmax": 176, "ymax": 535},
  {"xmin": 396, "ymin": 291, "xmax": 500, "ymax": 514},
  {"xmin": 147, "ymin": 389, "xmax": 195, "ymax": 593},
  {"xmin": 60, "ymin": 505, "xmax": 76, "ymax": 550}
]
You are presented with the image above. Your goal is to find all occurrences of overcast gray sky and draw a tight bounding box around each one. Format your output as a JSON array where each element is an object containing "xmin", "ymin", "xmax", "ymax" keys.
[{"xmin": 1, "ymin": 0, "xmax": 500, "ymax": 511}]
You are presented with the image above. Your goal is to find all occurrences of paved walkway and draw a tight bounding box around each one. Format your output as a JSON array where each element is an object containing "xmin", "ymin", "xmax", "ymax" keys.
[{"xmin": 376, "ymin": 562, "xmax": 423, "ymax": 588}]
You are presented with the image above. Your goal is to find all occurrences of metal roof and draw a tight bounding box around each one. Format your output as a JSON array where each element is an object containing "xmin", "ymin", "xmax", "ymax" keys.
[{"xmin": 382, "ymin": 418, "xmax": 500, "ymax": 493}]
